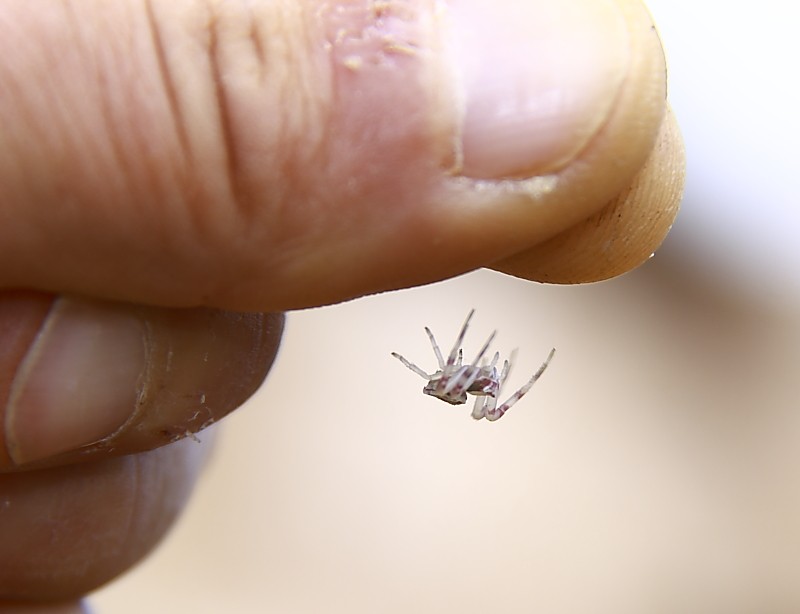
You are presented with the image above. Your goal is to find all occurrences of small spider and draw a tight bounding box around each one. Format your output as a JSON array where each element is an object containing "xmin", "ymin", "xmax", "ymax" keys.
[{"xmin": 391, "ymin": 310, "xmax": 555, "ymax": 421}]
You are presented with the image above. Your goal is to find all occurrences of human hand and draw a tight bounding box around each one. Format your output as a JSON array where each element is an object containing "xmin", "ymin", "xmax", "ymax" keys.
[{"xmin": 0, "ymin": 0, "xmax": 683, "ymax": 610}]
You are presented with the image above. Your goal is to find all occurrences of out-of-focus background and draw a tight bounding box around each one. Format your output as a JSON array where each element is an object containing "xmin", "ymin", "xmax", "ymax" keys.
[{"xmin": 93, "ymin": 1, "xmax": 800, "ymax": 612}]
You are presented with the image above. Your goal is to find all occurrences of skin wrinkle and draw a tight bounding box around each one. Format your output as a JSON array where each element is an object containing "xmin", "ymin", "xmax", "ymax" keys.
[
  {"xmin": 206, "ymin": 11, "xmax": 242, "ymax": 219},
  {"xmin": 62, "ymin": 1, "xmax": 130, "ymax": 200},
  {"xmin": 279, "ymin": 2, "xmax": 333, "ymax": 214},
  {"xmin": 296, "ymin": 7, "xmax": 331, "ymax": 180},
  {"xmin": 208, "ymin": 2, "xmax": 334, "ymax": 276},
  {"xmin": 248, "ymin": 7, "xmax": 268, "ymax": 86},
  {"xmin": 243, "ymin": 0, "xmax": 449, "ymax": 306},
  {"xmin": 272, "ymin": 9, "xmax": 311, "ymax": 237},
  {"xmin": 137, "ymin": 2, "xmax": 247, "ymax": 304},
  {"xmin": 143, "ymin": 0, "xmax": 192, "ymax": 166},
  {"xmin": 199, "ymin": 1, "xmax": 330, "ymax": 253}
]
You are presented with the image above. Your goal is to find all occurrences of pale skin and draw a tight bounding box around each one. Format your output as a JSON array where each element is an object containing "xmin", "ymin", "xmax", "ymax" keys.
[{"xmin": 0, "ymin": 0, "xmax": 683, "ymax": 610}]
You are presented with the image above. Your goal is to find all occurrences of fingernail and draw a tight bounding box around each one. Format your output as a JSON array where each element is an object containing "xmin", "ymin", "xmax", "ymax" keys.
[
  {"xmin": 447, "ymin": 0, "xmax": 629, "ymax": 178},
  {"xmin": 5, "ymin": 298, "xmax": 145, "ymax": 465}
]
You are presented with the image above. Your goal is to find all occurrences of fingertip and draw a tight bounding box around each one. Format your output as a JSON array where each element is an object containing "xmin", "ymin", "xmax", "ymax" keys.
[
  {"xmin": 1, "ymin": 297, "xmax": 284, "ymax": 470},
  {"xmin": 491, "ymin": 107, "xmax": 685, "ymax": 284}
]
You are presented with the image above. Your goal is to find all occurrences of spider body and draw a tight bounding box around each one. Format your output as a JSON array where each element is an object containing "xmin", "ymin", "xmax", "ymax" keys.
[
  {"xmin": 392, "ymin": 310, "xmax": 555, "ymax": 421},
  {"xmin": 423, "ymin": 379, "xmax": 467, "ymax": 404}
]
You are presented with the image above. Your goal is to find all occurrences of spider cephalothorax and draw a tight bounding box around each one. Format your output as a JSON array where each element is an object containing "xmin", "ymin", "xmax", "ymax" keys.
[{"xmin": 392, "ymin": 310, "xmax": 554, "ymax": 421}]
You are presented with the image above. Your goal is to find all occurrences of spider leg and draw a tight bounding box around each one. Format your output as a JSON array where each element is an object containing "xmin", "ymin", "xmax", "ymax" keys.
[
  {"xmin": 498, "ymin": 348, "xmax": 516, "ymax": 386},
  {"xmin": 471, "ymin": 391, "xmax": 496, "ymax": 420},
  {"xmin": 424, "ymin": 327, "xmax": 445, "ymax": 369},
  {"xmin": 442, "ymin": 364, "xmax": 473, "ymax": 395},
  {"xmin": 445, "ymin": 309, "xmax": 474, "ymax": 367},
  {"xmin": 469, "ymin": 355, "xmax": 501, "ymax": 420},
  {"xmin": 485, "ymin": 348, "xmax": 555, "ymax": 421},
  {"xmin": 429, "ymin": 349, "xmax": 469, "ymax": 396},
  {"xmin": 466, "ymin": 351, "xmax": 500, "ymax": 393},
  {"xmin": 391, "ymin": 352, "xmax": 431, "ymax": 380},
  {"xmin": 480, "ymin": 351, "xmax": 500, "ymax": 368},
  {"xmin": 470, "ymin": 330, "xmax": 497, "ymax": 367},
  {"xmin": 447, "ymin": 336, "xmax": 496, "ymax": 396},
  {"xmin": 444, "ymin": 362, "xmax": 482, "ymax": 395}
]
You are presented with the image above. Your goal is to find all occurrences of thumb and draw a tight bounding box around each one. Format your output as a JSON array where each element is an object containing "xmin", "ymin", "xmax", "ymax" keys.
[{"xmin": 0, "ymin": 0, "xmax": 676, "ymax": 311}]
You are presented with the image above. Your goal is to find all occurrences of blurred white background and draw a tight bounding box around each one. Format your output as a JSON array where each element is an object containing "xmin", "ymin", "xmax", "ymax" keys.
[{"xmin": 93, "ymin": 1, "xmax": 800, "ymax": 612}]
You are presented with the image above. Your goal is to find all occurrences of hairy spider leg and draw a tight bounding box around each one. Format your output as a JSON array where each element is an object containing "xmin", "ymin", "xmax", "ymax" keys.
[
  {"xmin": 445, "ymin": 309, "xmax": 475, "ymax": 368},
  {"xmin": 390, "ymin": 352, "xmax": 431, "ymax": 380},
  {"xmin": 484, "ymin": 348, "xmax": 556, "ymax": 422}
]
